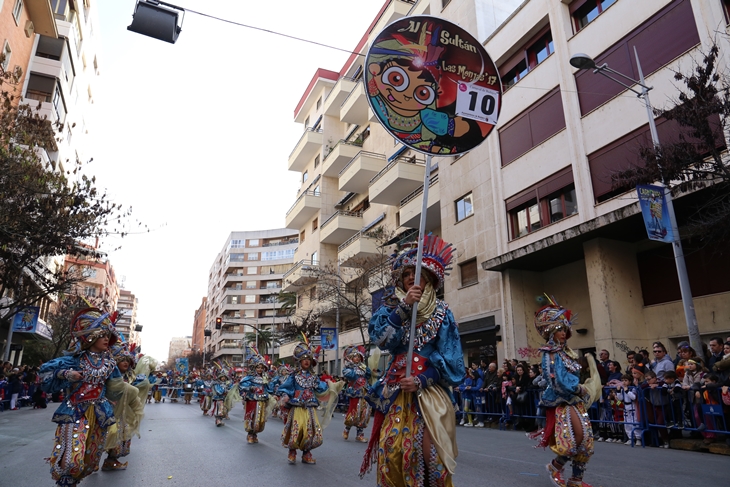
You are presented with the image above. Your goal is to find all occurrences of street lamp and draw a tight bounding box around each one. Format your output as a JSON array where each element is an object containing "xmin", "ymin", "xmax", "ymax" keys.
[
  {"xmin": 127, "ymin": 0, "xmax": 184, "ymax": 44},
  {"xmin": 569, "ymin": 49, "xmax": 702, "ymax": 353}
]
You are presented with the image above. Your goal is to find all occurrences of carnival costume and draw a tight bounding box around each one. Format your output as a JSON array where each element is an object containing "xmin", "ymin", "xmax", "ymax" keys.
[
  {"xmin": 342, "ymin": 345, "xmax": 372, "ymax": 442},
  {"xmin": 361, "ymin": 235, "xmax": 465, "ymax": 487},
  {"xmin": 528, "ymin": 297, "xmax": 601, "ymax": 487},
  {"xmin": 39, "ymin": 308, "xmax": 143, "ymax": 487},
  {"xmin": 279, "ymin": 340, "xmax": 343, "ymax": 464},
  {"xmin": 270, "ymin": 364, "xmax": 292, "ymax": 422},
  {"xmin": 101, "ymin": 343, "xmax": 154, "ymax": 472},
  {"xmin": 232, "ymin": 346, "xmax": 277, "ymax": 443},
  {"xmin": 197, "ymin": 375, "xmax": 213, "ymax": 414},
  {"xmin": 210, "ymin": 370, "xmax": 232, "ymax": 427}
]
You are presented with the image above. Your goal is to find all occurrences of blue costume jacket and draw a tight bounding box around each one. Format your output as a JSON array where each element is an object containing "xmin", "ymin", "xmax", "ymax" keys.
[
  {"xmin": 367, "ymin": 299, "xmax": 465, "ymax": 413},
  {"xmin": 278, "ymin": 370, "xmax": 328, "ymax": 408},
  {"xmin": 539, "ymin": 348, "xmax": 583, "ymax": 407},
  {"xmin": 40, "ymin": 351, "xmax": 121, "ymax": 428},
  {"xmin": 238, "ymin": 374, "xmax": 271, "ymax": 401},
  {"xmin": 343, "ymin": 362, "xmax": 371, "ymax": 399}
]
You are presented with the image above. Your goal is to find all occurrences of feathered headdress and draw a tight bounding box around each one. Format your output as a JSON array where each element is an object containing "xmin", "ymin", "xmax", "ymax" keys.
[
  {"xmin": 293, "ymin": 333, "xmax": 320, "ymax": 366},
  {"xmin": 110, "ymin": 342, "xmax": 137, "ymax": 366},
  {"xmin": 67, "ymin": 308, "xmax": 119, "ymax": 354},
  {"xmin": 344, "ymin": 345, "xmax": 366, "ymax": 364},
  {"xmin": 534, "ymin": 294, "xmax": 574, "ymax": 341},
  {"xmin": 245, "ymin": 344, "xmax": 266, "ymax": 368},
  {"xmin": 391, "ymin": 233, "xmax": 455, "ymax": 290}
]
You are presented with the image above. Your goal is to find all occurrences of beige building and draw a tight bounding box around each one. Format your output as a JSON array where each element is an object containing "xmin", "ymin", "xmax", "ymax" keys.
[
  {"xmin": 116, "ymin": 289, "xmax": 140, "ymax": 347},
  {"xmin": 204, "ymin": 229, "xmax": 298, "ymax": 366},
  {"xmin": 191, "ymin": 297, "xmax": 206, "ymax": 358},
  {"xmin": 283, "ymin": 0, "xmax": 730, "ymax": 367},
  {"xmin": 167, "ymin": 336, "xmax": 191, "ymax": 366}
]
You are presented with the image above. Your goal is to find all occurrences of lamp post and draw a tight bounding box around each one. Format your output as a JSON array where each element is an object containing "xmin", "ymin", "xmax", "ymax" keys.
[{"xmin": 570, "ymin": 49, "xmax": 702, "ymax": 353}]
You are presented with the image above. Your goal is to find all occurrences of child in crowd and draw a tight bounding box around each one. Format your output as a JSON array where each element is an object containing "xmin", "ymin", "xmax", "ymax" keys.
[
  {"xmin": 663, "ymin": 370, "xmax": 684, "ymax": 428},
  {"xmin": 616, "ymin": 374, "xmax": 641, "ymax": 445},
  {"xmin": 641, "ymin": 370, "xmax": 670, "ymax": 447},
  {"xmin": 501, "ymin": 374, "xmax": 513, "ymax": 421},
  {"xmin": 682, "ymin": 357, "xmax": 711, "ymax": 442}
]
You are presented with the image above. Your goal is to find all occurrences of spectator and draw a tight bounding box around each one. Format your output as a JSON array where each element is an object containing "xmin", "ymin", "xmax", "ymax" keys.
[
  {"xmin": 673, "ymin": 341, "xmax": 690, "ymax": 367},
  {"xmin": 482, "ymin": 363, "xmax": 500, "ymax": 424},
  {"xmin": 502, "ymin": 359, "xmax": 514, "ymax": 378},
  {"xmin": 711, "ymin": 341, "xmax": 730, "ymax": 382},
  {"xmin": 459, "ymin": 368, "xmax": 476, "ymax": 427},
  {"xmin": 707, "ymin": 337, "xmax": 724, "ymax": 370},
  {"xmin": 598, "ymin": 349, "xmax": 611, "ymax": 370},
  {"xmin": 626, "ymin": 351, "xmax": 637, "ymax": 371},
  {"xmin": 676, "ymin": 345, "xmax": 697, "ymax": 381},
  {"xmin": 616, "ymin": 374, "xmax": 641, "ymax": 445},
  {"xmin": 501, "ymin": 373, "xmax": 513, "ymax": 421},
  {"xmin": 511, "ymin": 363, "xmax": 531, "ymax": 430},
  {"xmin": 650, "ymin": 342, "xmax": 675, "ymax": 380},
  {"xmin": 641, "ymin": 370, "xmax": 670, "ymax": 448},
  {"xmin": 530, "ymin": 365, "xmax": 547, "ymax": 430},
  {"xmin": 639, "ymin": 349, "xmax": 651, "ymax": 365},
  {"xmin": 663, "ymin": 371, "xmax": 684, "ymax": 429},
  {"xmin": 472, "ymin": 370, "xmax": 485, "ymax": 427},
  {"xmin": 8, "ymin": 369, "xmax": 22, "ymax": 410},
  {"xmin": 606, "ymin": 361, "xmax": 623, "ymax": 385},
  {"xmin": 682, "ymin": 356, "xmax": 709, "ymax": 437}
]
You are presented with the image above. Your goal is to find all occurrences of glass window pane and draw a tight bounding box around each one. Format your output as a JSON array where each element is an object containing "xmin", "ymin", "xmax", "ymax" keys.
[
  {"xmin": 549, "ymin": 197, "xmax": 564, "ymax": 222},
  {"xmin": 564, "ymin": 188, "xmax": 578, "ymax": 216},
  {"xmin": 517, "ymin": 208, "xmax": 528, "ymax": 237},
  {"xmin": 528, "ymin": 203, "xmax": 541, "ymax": 231}
]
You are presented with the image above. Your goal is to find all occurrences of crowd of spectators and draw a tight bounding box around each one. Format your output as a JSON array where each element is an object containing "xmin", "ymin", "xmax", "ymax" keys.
[
  {"xmin": 0, "ymin": 361, "xmax": 47, "ymax": 411},
  {"xmin": 454, "ymin": 336, "xmax": 730, "ymax": 449}
]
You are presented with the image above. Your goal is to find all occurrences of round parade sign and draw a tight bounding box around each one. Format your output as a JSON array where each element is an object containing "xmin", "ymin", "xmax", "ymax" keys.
[{"xmin": 365, "ymin": 16, "xmax": 502, "ymax": 156}]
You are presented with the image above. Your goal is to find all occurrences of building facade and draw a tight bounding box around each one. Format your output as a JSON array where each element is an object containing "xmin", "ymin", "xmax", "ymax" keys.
[
  {"xmin": 116, "ymin": 289, "xmax": 139, "ymax": 347},
  {"xmin": 282, "ymin": 0, "xmax": 730, "ymax": 368},
  {"xmin": 191, "ymin": 297, "xmax": 206, "ymax": 360},
  {"xmin": 204, "ymin": 229, "xmax": 298, "ymax": 366}
]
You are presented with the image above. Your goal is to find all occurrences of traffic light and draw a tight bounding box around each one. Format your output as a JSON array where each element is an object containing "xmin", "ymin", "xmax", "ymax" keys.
[{"xmin": 215, "ymin": 317, "xmax": 222, "ymax": 329}]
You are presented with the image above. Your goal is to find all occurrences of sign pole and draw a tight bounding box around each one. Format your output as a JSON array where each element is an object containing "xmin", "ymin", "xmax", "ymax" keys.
[{"xmin": 406, "ymin": 155, "xmax": 432, "ymax": 378}]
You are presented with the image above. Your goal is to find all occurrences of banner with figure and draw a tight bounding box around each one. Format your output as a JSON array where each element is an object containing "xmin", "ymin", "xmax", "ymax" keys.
[
  {"xmin": 12, "ymin": 306, "xmax": 40, "ymax": 333},
  {"xmin": 637, "ymin": 184, "xmax": 673, "ymax": 242},
  {"xmin": 320, "ymin": 328, "xmax": 337, "ymax": 351},
  {"xmin": 175, "ymin": 357, "xmax": 189, "ymax": 376}
]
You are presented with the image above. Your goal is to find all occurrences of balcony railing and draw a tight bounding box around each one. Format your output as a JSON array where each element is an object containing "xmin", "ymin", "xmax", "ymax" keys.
[
  {"xmin": 400, "ymin": 174, "xmax": 439, "ymax": 207},
  {"xmin": 262, "ymin": 239, "xmax": 299, "ymax": 247},
  {"xmin": 288, "ymin": 127, "xmax": 323, "ymax": 160},
  {"xmin": 320, "ymin": 210, "xmax": 363, "ymax": 230},
  {"xmin": 283, "ymin": 259, "xmax": 319, "ymax": 280},
  {"xmin": 369, "ymin": 155, "xmax": 424, "ymax": 186},
  {"xmin": 338, "ymin": 151, "xmax": 386, "ymax": 177},
  {"xmin": 285, "ymin": 190, "xmax": 321, "ymax": 217}
]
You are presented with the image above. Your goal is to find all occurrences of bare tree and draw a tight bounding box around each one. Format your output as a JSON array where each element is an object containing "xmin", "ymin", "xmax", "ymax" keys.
[{"xmin": 612, "ymin": 42, "xmax": 730, "ymax": 243}]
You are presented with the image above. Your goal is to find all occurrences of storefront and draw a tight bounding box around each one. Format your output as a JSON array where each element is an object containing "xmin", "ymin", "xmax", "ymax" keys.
[{"xmin": 459, "ymin": 315, "xmax": 500, "ymax": 367}]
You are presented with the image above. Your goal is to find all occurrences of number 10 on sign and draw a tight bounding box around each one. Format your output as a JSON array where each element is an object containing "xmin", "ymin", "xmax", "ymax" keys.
[{"xmin": 456, "ymin": 83, "xmax": 500, "ymax": 125}]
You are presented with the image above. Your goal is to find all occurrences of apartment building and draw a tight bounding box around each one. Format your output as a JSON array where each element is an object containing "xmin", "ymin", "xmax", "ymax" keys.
[
  {"xmin": 116, "ymin": 289, "xmax": 140, "ymax": 347},
  {"xmin": 284, "ymin": 0, "xmax": 730, "ymax": 366},
  {"xmin": 63, "ymin": 249, "xmax": 120, "ymax": 314},
  {"xmin": 205, "ymin": 229, "xmax": 298, "ymax": 366},
  {"xmin": 167, "ymin": 336, "xmax": 191, "ymax": 365},
  {"xmin": 191, "ymin": 297, "xmax": 206, "ymax": 358},
  {"xmin": 1, "ymin": 0, "xmax": 57, "ymax": 101}
]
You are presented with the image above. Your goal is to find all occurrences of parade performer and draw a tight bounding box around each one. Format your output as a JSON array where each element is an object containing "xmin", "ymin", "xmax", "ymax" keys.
[
  {"xmin": 234, "ymin": 346, "xmax": 276, "ymax": 443},
  {"xmin": 101, "ymin": 343, "xmax": 145, "ymax": 471},
  {"xmin": 278, "ymin": 339, "xmax": 342, "ymax": 464},
  {"xmin": 210, "ymin": 367, "xmax": 232, "ymax": 426},
  {"xmin": 198, "ymin": 373, "xmax": 213, "ymax": 415},
  {"xmin": 360, "ymin": 234, "xmax": 465, "ymax": 487},
  {"xmin": 39, "ymin": 308, "xmax": 142, "ymax": 487},
  {"xmin": 529, "ymin": 297, "xmax": 601, "ymax": 487},
  {"xmin": 342, "ymin": 345, "xmax": 372, "ymax": 442},
  {"xmin": 152, "ymin": 373, "xmax": 164, "ymax": 403},
  {"xmin": 270, "ymin": 364, "xmax": 292, "ymax": 421},
  {"xmin": 183, "ymin": 374, "xmax": 196, "ymax": 404}
]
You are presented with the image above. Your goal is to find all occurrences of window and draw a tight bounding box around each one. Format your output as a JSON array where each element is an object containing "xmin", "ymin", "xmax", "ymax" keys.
[
  {"xmin": 247, "ymin": 253, "xmax": 258, "ymax": 261},
  {"xmin": 309, "ymin": 287, "xmax": 316, "ymax": 301},
  {"xmin": 313, "ymin": 184, "xmax": 320, "ymax": 196},
  {"xmin": 25, "ymin": 73, "xmax": 56, "ymax": 103},
  {"xmin": 83, "ymin": 286, "xmax": 96, "ymax": 297},
  {"xmin": 12, "ymin": 0, "xmax": 23, "ymax": 25},
  {"xmin": 311, "ymin": 251, "xmax": 318, "ymax": 265},
  {"xmin": 314, "ymin": 154, "xmax": 320, "ymax": 168},
  {"xmin": 312, "ymin": 218, "xmax": 318, "ymax": 231},
  {"xmin": 506, "ymin": 168, "xmax": 577, "ymax": 239},
  {"xmin": 302, "ymin": 171, "xmax": 308, "ymax": 183},
  {"xmin": 229, "ymin": 254, "xmax": 245, "ymax": 262},
  {"xmin": 246, "ymin": 281, "xmax": 256, "ymax": 289},
  {"xmin": 230, "ymin": 239, "xmax": 245, "ymax": 249},
  {"xmin": 316, "ymin": 97, "xmax": 322, "ymax": 110},
  {"xmin": 500, "ymin": 28, "xmax": 554, "ymax": 89},
  {"xmin": 266, "ymin": 281, "xmax": 281, "ymax": 289},
  {"xmin": 81, "ymin": 267, "xmax": 97, "ymax": 278},
  {"xmin": 572, "ymin": 0, "xmax": 617, "ymax": 32},
  {"xmin": 248, "ymin": 239, "xmax": 259, "ymax": 247},
  {"xmin": 244, "ymin": 295, "xmax": 256, "ymax": 304},
  {"xmin": 455, "ymin": 193, "xmax": 473, "ymax": 222},
  {"xmin": 2, "ymin": 42, "xmax": 11, "ymax": 72},
  {"xmin": 300, "ymin": 230, "xmax": 305, "ymax": 242},
  {"xmin": 243, "ymin": 309, "xmax": 255, "ymax": 318},
  {"xmin": 227, "ymin": 296, "xmax": 239, "ymax": 305},
  {"xmin": 304, "ymin": 116, "xmax": 309, "ymax": 128},
  {"xmin": 442, "ymin": 0, "xmax": 452, "ymax": 7},
  {"xmin": 459, "ymin": 259, "xmax": 478, "ymax": 287},
  {"xmin": 247, "ymin": 266, "xmax": 257, "ymax": 275},
  {"xmin": 262, "ymin": 249, "xmax": 295, "ymax": 261}
]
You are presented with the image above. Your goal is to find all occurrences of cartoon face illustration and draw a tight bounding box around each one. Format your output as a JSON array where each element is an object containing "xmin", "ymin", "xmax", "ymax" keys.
[{"xmin": 369, "ymin": 60, "xmax": 437, "ymax": 116}]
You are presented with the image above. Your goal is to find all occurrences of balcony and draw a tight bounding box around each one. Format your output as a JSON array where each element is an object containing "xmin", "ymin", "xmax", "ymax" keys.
[
  {"xmin": 338, "ymin": 232, "xmax": 381, "ymax": 267},
  {"xmin": 339, "ymin": 151, "xmax": 386, "ymax": 193},
  {"xmin": 285, "ymin": 190, "xmax": 321, "ymax": 230},
  {"xmin": 319, "ymin": 210, "xmax": 363, "ymax": 245},
  {"xmin": 371, "ymin": 0, "xmax": 414, "ymax": 37},
  {"xmin": 323, "ymin": 77, "xmax": 356, "ymax": 116},
  {"xmin": 369, "ymin": 156, "xmax": 425, "ymax": 205},
  {"xmin": 322, "ymin": 140, "xmax": 363, "ymax": 177},
  {"xmin": 288, "ymin": 128, "xmax": 323, "ymax": 172},
  {"xmin": 399, "ymin": 174, "xmax": 441, "ymax": 230},
  {"xmin": 340, "ymin": 82, "xmax": 370, "ymax": 125},
  {"xmin": 282, "ymin": 260, "xmax": 319, "ymax": 291}
]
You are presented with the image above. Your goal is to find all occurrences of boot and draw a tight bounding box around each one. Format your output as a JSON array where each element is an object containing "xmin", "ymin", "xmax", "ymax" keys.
[
  {"xmin": 101, "ymin": 457, "xmax": 128, "ymax": 471},
  {"xmin": 546, "ymin": 462, "xmax": 566, "ymax": 487},
  {"xmin": 302, "ymin": 450, "xmax": 316, "ymax": 464},
  {"xmin": 288, "ymin": 449, "xmax": 297, "ymax": 464},
  {"xmin": 356, "ymin": 428, "xmax": 367, "ymax": 442},
  {"xmin": 566, "ymin": 479, "xmax": 592, "ymax": 487},
  {"xmin": 247, "ymin": 433, "xmax": 256, "ymax": 444},
  {"xmin": 343, "ymin": 427, "xmax": 350, "ymax": 440}
]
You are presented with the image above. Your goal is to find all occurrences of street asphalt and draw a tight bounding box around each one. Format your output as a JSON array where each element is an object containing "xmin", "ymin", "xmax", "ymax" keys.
[{"xmin": 1, "ymin": 399, "xmax": 729, "ymax": 486}]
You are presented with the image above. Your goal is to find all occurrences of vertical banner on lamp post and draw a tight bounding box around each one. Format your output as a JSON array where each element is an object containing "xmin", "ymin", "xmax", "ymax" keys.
[
  {"xmin": 637, "ymin": 185, "xmax": 673, "ymax": 242},
  {"xmin": 12, "ymin": 306, "xmax": 40, "ymax": 333},
  {"xmin": 320, "ymin": 328, "xmax": 337, "ymax": 351}
]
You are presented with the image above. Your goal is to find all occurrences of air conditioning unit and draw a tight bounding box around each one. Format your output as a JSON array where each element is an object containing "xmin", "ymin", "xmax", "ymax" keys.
[{"xmin": 24, "ymin": 20, "xmax": 35, "ymax": 38}]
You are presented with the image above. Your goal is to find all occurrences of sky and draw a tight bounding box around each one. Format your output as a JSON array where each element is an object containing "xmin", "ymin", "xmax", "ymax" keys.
[{"xmin": 92, "ymin": 0, "xmax": 389, "ymax": 361}]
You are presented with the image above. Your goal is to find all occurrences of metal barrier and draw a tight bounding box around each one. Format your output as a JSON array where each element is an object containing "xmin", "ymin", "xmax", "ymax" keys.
[{"xmin": 454, "ymin": 383, "xmax": 730, "ymax": 448}]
